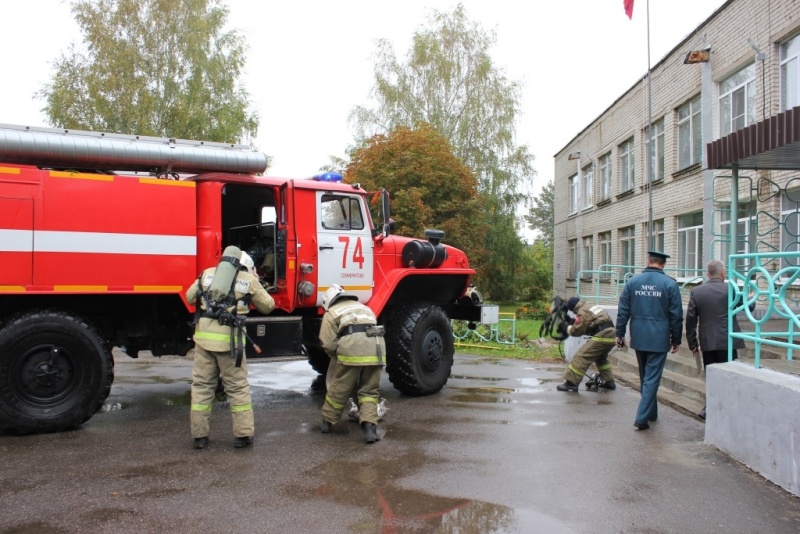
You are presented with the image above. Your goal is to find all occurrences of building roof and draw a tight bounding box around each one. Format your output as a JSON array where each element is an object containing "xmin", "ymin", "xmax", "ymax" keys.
[{"xmin": 707, "ymin": 106, "xmax": 800, "ymax": 170}]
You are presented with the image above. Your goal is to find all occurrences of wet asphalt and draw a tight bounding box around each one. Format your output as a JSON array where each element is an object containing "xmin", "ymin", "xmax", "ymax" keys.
[{"xmin": 1, "ymin": 352, "xmax": 799, "ymax": 534}]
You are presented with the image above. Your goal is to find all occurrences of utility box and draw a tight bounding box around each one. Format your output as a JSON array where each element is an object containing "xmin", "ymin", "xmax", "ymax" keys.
[{"xmin": 481, "ymin": 305, "xmax": 500, "ymax": 325}]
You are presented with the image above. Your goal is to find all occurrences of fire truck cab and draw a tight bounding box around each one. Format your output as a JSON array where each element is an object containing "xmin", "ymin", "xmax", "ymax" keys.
[{"xmin": 0, "ymin": 124, "xmax": 483, "ymax": 434}]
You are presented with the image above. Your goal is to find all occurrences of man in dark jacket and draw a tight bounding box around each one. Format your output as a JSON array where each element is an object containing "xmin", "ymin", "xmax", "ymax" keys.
[
  {"xmin": 616, "ymin": 251, "xmax": 683, "ymax": 430},
  {"xmin": 685, "ymin": 259, "xmax": 753, "ymax": 421}
]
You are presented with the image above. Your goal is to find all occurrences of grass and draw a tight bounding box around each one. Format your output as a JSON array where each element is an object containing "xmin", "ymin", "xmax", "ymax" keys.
[{"xmin": 451, "ymin": 304, "xmax": 565, "ymax": 362}]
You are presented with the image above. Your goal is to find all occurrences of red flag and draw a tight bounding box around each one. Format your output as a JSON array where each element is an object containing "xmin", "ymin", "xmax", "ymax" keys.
[{"xmin": 624, "ymin": 0, "xmax": 634, "ymax": 19}]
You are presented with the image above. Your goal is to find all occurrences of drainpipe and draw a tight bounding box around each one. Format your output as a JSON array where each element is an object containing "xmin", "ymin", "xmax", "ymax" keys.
[{"xmin": 701, "ymin": 50, "xmax": 714, "ymax": 277}]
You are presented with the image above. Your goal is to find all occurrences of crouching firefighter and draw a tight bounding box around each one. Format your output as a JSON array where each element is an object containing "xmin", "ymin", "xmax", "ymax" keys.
[
  {"xmin": 557, "ymin": 297, "xmax": 617, "ymax": 392},
  {"xmin": 185, "ymin": 246, "xmax": 275, "ymax": 449},
  {"xmin": 319, "ymin": 284, "xmax": 386, "ymax": 444}
]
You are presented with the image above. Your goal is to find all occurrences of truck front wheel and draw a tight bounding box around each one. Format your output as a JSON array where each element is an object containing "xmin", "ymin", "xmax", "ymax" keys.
[
  {"xmin": 0, "ymin": 310, "xmax": 114, "ymax": 434},
  {"xmin": 385, "ymin": 305, "xmax": 454, "ymax": 395}
]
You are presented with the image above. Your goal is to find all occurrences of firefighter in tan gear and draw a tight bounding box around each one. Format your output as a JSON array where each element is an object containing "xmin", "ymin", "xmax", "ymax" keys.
[
  {"xmin": 319, "ymin": 285, "xmax": 386, "ymax": 444},
  {"xmin": 186, "ymin": 247, "xmax": 275, "ymax": 449},
  {"xmin": 557, "ymin": 297, "xmax": 617, "ymax": 392}
]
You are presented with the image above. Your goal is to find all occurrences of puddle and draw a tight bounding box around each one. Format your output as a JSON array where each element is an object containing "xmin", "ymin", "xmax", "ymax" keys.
[
  {"xmin": 249, "ymin": 360, "xmax": 319, "ymax": 394},
  {"xmin": 450, "ymin": 375, "xmax": 504, "ymax": 381},
  {"xmin": 449, "ymin": 386, "xmax": 516, "ymax": 404},
  {"xmin": 516, "ymin": 377, "xmax": 544, "ymax": 386},
  {"xmin": 288, "ymin": 453, "xmax": 574, "ymax": 533},
  {"xmin": 0, "ymin": 521, "xmax": 70, "ymax": 534},
  {"xmin": 497, "ymin": 420, "xmax": 549, "ymax": 426},
  {"xmin": 101, "ymin": 392, "xmax": 192, "ymax": 412}
]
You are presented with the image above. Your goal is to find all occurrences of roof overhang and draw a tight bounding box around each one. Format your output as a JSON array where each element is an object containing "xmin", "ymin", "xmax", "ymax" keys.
[{"xmin": 707, "ymin": 106, "xmax": 800, "ymax": 170}]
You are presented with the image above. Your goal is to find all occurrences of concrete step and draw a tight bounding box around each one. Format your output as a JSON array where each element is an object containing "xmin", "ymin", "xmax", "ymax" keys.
[
  {"xmin": 664, "ymin": 351, "xmax": 703, "ymax": 378},
  {"xmin": 610, "ymin": 349, "xmax": 706, "ymax": 417},
  {"xmin": 613, "ymin": 367, "xmax": 705, "ymax": 418}
]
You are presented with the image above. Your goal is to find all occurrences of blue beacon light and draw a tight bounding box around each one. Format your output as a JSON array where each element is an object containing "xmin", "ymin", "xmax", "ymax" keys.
[{"xmin": 312, "ymin": 172, "xmax": 343, "ymax": 182}]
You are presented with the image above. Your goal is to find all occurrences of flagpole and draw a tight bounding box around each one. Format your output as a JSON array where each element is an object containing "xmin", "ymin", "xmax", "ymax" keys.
[{"xmin": 646, "ymin": 0, "xmax": 654, "ymax": 251}]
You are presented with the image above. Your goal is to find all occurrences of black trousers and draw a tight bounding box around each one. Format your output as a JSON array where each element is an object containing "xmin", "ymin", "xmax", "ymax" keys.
[{"xmin": 702, "ymin": 349, "xmax": 738, "ymax": 368}]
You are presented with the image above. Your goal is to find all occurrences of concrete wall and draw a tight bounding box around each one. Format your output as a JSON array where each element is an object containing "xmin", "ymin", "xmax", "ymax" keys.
[{"xmin": 705, "ymin": 362, "xmax": 800, "ymax": 497}]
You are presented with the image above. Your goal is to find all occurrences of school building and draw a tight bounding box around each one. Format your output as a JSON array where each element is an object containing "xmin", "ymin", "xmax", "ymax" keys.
[{"xmin": 553, "ymin": 0, "xmax": 800, "ymax": 299}]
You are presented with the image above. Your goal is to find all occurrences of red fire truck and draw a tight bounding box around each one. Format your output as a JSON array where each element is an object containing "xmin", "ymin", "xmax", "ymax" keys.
[{"xmin": 0, "ymin": 124, "xmax": 483, "ymax": 434}]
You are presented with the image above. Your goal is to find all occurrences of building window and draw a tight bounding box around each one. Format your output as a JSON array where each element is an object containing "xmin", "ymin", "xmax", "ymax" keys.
[
  {"xmin": 644, "ymin": 219, "xmax": 665, "ymax": 252},
  {"xmin": 582, "ymin": 236, "xmax": 593, "ymax": 278},
  {"xmin": 645, "ymin": 119, "xmax": 665, "ymax": 182},
  {"xmin": 599, "ymin": 231, "xmax": 612, "ymax": 280},
  {"xmin": 720, "ymin": 64, "xmax": 756, "ymax": 137},
  {"xmin": 781, "ymin": 192, "xmax": 800, "ymax": 269},
  {"xmin": 569, "ymin": 173, "xmax": 579, "ymax": 214},
  {"xmin": 619, "ymin": 138, "xmax": 635, "ymax": 193},
  {"xmin": 619, "ymin": 225, "xmax": 636, "ymax": 277},
  {"xmin": 654, "ymin": 219, "xmax": 665, "ymax": 252},
  {"xmin": 781, "ymin": 35, "xmax": 800, "ymax": 111},
  {"xmin": 677, "ymin": 96, "xmax": 702, "ymax": 170},
  {"xmin": 720, "ymin": 201, "xmax": 756, "ymax": 274},
  {"xmin": 582, "ymin": 165, "xmax": 593, "ymax": 209},
  {"xmin": 678, "ymin": 212, "xmax": 704, "ymax": 279},
  {"xmin": 568, "ymin": 239, "xmax": 578, "ymax": 278},
  {"xmin": 599, "ymin": 152, "xmax": 612, "ymax": 200}
]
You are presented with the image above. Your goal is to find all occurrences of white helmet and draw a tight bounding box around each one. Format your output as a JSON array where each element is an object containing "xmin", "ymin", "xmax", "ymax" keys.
[
  {"xmin": 239, "ymin": 251, "xmax": 256, "ymax": 276},
  {"xmin": 322, "ymin": 284, "xmax": 356, "ymax": 310}
]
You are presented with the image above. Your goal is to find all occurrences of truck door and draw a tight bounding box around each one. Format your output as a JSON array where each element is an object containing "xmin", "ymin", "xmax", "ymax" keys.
[
  {"xmin": 0, "ymin": 198, "xmax": 33, "ymax": 286},
  {"xmin": 315, "ymin": 191, "xmax": 373, "ymax": 305}
]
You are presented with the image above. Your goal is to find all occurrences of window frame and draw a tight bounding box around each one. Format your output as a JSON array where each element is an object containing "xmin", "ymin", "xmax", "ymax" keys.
[
  {"xmin": 645, "ymin": 119, "xmax": 665, "ymax": 182},
  {"xmin": 677, "ymin": 96, "xmax": 702, "ymax": 170},
  {"xmin": 619, "ymin": 138, "xmax": 635, "ymax": 193},
  {"xmin": 719, "ymin": 64, "xmax": 756, "ymax": 137},
  {"xmin": 781, "ymin": 34, "xmax": 800, "ymax": 112},
  {"xmin": 619, "ymin": 225, "xmax": 636, "ymax": 277},
  {"xmin": 677, "ymin": 212, "xmax": 704, "ymax": 280},
  {"xmin": 720, "ymin": 202, "xmax": 757, "ymax": 274},
  {"xmin": 568, "ymin": 239, "xmax": 578, "ymax": 279},
  {"xmin": 780, "ymin": 191, "xmax": 800, "ymax": 270},
  {"xmin": 599, "ymin": 231, "xmax": 612, "ymax": 281},
  {"xmin": 599, "ymin": 152, "xmax": 612, "ymax": 201},
  {"xmin": 569, "ymin": 173, "xmax": 579, "ymax": 214},
  {"xmin": 581, "ymin": 235, "xmax": 594, "ymax": 278},
  {"xmin": 582, "ymin": 165, "xmax": 593, "ymax": 209}
]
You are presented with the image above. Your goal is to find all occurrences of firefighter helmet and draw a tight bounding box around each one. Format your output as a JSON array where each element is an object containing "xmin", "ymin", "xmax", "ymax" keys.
[
  {"xmin": 322, "ymin": 284, "xmax": 356, "ymax": 310},
  {"xmin": 240, "ymin": 251, "xmax": 256, "ymax": 276}
]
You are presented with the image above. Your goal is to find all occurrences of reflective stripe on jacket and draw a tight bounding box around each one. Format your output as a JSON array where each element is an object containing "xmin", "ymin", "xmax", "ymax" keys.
[{"xmin": 319, "ymin": 299, "xmax": 386, "ymax": 366}]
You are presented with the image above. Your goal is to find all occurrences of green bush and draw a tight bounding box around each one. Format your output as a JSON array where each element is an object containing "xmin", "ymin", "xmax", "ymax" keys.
[{"xmin": 515, "ymin": 302, "xmax": 550, "ymax": 321}]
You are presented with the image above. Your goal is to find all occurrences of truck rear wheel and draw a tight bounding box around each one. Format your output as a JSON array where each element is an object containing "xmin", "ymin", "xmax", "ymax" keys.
[
  {"xmin": 307, "ymin": 346, "xmax": 330, "ymax": 376},
  {"xmin": 0, "ymin": 310, "xmax": 114, "ymax": 434},
  {"xmin": 385, "ymin": 305, "xmax": 453, "ymax": 395}
]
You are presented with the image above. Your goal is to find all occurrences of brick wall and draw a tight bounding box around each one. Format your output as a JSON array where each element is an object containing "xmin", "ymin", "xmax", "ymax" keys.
[{"xmin": 553, "ymin": 0, "xmax": 800, "ymax": 299}]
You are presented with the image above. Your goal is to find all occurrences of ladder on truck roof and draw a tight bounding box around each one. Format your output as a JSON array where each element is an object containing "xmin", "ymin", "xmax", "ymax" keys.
[{"xmin": 0, "ymin": 123, "xmax": 268, "ymax": 176}]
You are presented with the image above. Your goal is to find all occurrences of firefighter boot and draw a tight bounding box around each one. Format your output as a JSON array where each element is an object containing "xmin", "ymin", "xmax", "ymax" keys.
[
  {"xmin": 234, "ymin": 436, "xmax": 253, "ymax": 448},
  {"xmin": 194, "ymin": 437, "xmax": 209, "ymax": 450},
  {"xmin": 321, "ymin": 420, "xmax": 332, "ymax": 434},
  {"xmin": 557, "ymin": 381, "xmax": 579, "ymax": 392},
  {"xmin": 362, "ymin": 422, "xmax": 379, "ymax": 444},
  {"xmin": 599, "ymin": 380, "xmax": 617, "ymax": 390}
]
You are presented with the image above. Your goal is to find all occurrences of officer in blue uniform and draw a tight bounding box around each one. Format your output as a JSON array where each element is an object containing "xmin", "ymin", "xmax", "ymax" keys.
[{"xmin": 615, "ymin": 251, "xmax": 683, "ymax": 430}]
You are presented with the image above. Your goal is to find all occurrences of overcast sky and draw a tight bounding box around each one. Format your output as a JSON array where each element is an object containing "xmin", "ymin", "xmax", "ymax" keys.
[{"xmin": 1, "ymin": 0, "xmax": 727, "ymax": 240}]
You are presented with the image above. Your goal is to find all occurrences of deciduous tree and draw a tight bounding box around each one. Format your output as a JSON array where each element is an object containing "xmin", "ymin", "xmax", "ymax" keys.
[
  {"xmin": 350, "ymin": 3, "xmax": 536, "ymax": 299},
  {"xmin": 39, "ymin": 0, "xmax": 257, "ymax": 144},
  {"xmin": 525, "ymin": 180, "xmax": 555, "ymax": 250},
  {"xmin": 345, "ymin": 123, "xmax": 488, "ymax": 286}
]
